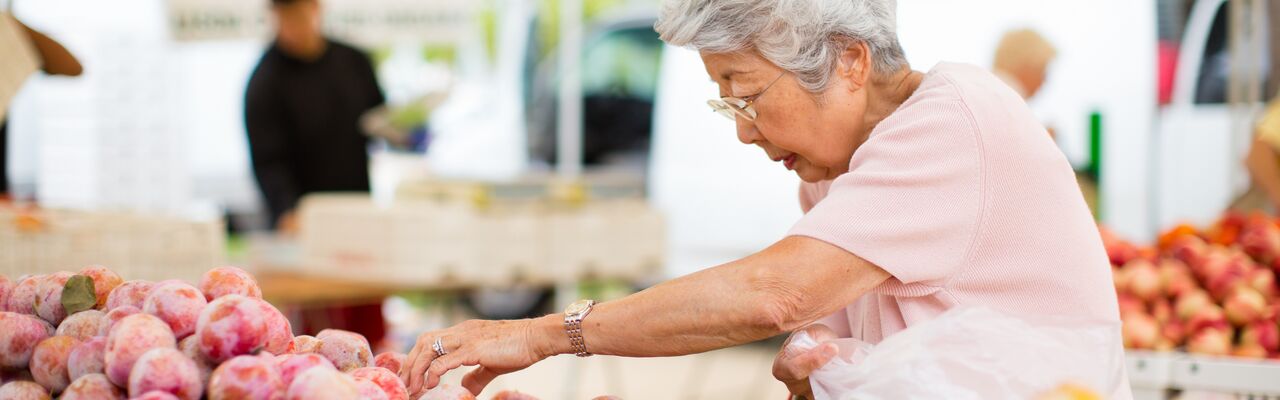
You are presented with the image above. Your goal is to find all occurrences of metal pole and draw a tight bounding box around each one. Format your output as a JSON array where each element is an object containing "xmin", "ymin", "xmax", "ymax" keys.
[{"xmin": 556, "ymin": 0, "xmax": 584, "ymax": 179}]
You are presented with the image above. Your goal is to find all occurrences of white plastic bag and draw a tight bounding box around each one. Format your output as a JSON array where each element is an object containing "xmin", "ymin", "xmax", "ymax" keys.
[{"xmin": 788, "ymin": 307, "xmax": 1129, "ymax": 400}]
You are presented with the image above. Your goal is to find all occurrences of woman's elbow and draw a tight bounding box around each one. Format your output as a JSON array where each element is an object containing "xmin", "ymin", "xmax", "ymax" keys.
[{"xmin": 747, "ymin": 282, "xmax": 811, "ymax": 334}]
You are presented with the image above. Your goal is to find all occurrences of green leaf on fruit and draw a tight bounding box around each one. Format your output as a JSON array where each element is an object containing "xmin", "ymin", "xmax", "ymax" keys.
[{"xmin": 62, "ymin": 275, "xmax": 97, "ymax": 315}]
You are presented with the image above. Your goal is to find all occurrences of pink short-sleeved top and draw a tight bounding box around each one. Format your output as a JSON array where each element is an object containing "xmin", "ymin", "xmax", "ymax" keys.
[{"xmin": 790, "ymin": 62, "xmax": 1120, "ymax": 343}]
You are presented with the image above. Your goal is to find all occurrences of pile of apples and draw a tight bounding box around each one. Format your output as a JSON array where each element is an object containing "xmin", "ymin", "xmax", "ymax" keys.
[
  {"xmin": 1104, "ymin": 211, "xmax": 1280, "ymax": 359},
  {"xmin": 0, "ymin": 265, "xmax": 497, "ymax": 400}
]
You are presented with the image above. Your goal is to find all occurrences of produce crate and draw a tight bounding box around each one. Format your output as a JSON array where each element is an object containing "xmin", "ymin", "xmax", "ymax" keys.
[
  {"xmin": 1127, "ymin": 351, "xmax": 1280, "ymax": 399},
  {"xmin": 0, "ymin": 207, "xmax": 226, "ymax": 284},
  {"xmin": 294, "ymin": 194, "xmax": 665, "ymax": 287}
]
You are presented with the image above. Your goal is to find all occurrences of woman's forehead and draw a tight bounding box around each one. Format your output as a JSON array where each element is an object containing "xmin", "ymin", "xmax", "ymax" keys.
[{"xmin": 701, "ymin": 51, "xmax": 772, "ymax": 82}]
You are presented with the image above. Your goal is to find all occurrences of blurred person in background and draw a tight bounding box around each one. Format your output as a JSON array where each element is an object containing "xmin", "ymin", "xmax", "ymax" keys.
[
  {"xmin": 993, "ymin": 28, "xmax": 1056, "ymax": 102},
  {"xmin": 0, "ymin": 13, "xmax": 82, "ymax": 199},
  {"xmin": 1240, "ymin": 97, "xmax": 1280, "ymax": 212},
  {"xmin": 400, "ymin": 0, "xmax": 1123, "ymax": 398},
  {"xmin": 244, "ymin": 0, "xmax": 383, "ymax": 233},
  {"xmin": 244, "ymin": 0, "xmax": 386, "ymax": 347}
]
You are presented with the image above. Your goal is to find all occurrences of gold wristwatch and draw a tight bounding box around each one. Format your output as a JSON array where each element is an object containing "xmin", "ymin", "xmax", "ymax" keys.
[{"xmin": 563, "ymin": 299, "xmax": 595, "ymax": 357}]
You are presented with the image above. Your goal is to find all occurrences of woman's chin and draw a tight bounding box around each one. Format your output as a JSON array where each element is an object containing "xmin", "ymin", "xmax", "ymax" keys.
[{"xmin": 795, "ymin": 166, "xmax": 828, "ymax": 183}]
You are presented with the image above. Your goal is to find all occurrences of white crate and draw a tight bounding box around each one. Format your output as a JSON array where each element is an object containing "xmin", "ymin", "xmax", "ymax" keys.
[
  {"xmin": 1126, "ymin": 351, "xmax": 1280, "ymax": 399},
  {"xmin": 0, "ymin": 207, "xmax": 226, "ymax": 284}
]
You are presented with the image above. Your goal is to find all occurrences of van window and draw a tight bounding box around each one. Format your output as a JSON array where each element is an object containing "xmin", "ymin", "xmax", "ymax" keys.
[{"xmin": 1195, "ymin": 3, "xmax": 1271, "ymax": 104}]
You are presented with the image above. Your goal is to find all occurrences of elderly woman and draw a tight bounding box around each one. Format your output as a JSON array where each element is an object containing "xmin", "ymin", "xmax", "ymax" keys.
[{"xmin": 402, "ymin": 0, "xmax": 1121, "ymax": 398}]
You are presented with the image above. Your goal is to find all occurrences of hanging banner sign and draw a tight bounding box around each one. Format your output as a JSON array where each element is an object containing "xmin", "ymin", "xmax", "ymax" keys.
[{"xmin": 166, "ymin": 0, "xmax": 475, "ymax": 45}]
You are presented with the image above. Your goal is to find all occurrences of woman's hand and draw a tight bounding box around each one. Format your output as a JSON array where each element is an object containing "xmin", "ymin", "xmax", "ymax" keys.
[
  {"xmin": 772, "ymin": 324, "xmax": 839, "ymax": 400},
  {"xmin": 400, "ymin": 317, "xmax": 558, "ymax": 397}
]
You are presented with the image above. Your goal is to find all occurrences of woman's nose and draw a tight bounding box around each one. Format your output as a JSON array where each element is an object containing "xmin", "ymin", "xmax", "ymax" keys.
[{"xmin": 735, "ymin": 118, "xmax": 761, "ymax": 145}]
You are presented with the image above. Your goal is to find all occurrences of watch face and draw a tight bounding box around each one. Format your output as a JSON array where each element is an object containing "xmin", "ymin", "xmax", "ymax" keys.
[{"xmin": 566, "ymin": 300, "xmax": 591, "ymax": 315}]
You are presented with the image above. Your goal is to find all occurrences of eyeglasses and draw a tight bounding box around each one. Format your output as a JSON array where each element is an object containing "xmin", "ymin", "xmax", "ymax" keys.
[{"xmin": 707, "ymin": 72, "xmax": 785, "ymax": 122}]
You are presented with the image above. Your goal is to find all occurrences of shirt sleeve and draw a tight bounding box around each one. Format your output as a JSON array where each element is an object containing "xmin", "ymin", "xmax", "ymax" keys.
[{"xmin": 787, "ymin": 99, "xmax": 984, "ymax": 287}]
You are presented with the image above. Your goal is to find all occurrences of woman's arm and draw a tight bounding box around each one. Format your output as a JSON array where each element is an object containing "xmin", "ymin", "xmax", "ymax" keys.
[
  {"xmin": 403, "ymin": 235, "xmax": 890, "ymax": 394},
  {"xmin": 1245, "ymin": 136, "xmax": 1280, "ymax": 209},
  {"xmin": 14, "ymin": 18, "xmax": 82, "ymax": 76},
  {"xmin": 533, "ymin": 236, "xmax": 889, "ymax": 358}
]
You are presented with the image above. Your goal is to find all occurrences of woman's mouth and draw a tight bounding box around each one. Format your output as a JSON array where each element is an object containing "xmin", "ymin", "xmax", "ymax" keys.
[{"xmin": 783, "ymin": 154, "xmax": 797, "ymax": 170}]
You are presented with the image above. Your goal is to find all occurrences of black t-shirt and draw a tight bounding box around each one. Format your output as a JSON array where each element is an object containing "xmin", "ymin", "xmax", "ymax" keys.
[
  {"xmin": 244, "ymin": 39, "xmax": 384, "ymax": 226},
  {"xmin": 0, "ymin": 120, "xmax": 7, "ymax": 194}
]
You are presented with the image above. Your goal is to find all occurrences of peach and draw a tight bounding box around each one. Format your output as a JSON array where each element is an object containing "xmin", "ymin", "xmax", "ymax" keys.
[
  {"xmin": 492, "ymin": 391, "xmax": 541, "ymax": 400},
  {"xmin": 178, "ymin": 336, "xmax": 214, "ymax": 387},
  {"xmin": 254, "ymin": 299, "xmax": 292, "ymax": 355},
  {"xmin": 373, "ymin": 352, "xmax": 406, "ymax": 375},
  {"xmin": 104, "ymin": 314, "xmax": 177, "ymax": 386},
  {"xmin": 128, "ymin": 348, "xmax": 202, "ymax": 400},
  {"xmin": 30, "ymin": 335, "xmax": 81, "ymax": 393},
  {"xmin": 6, "ymin": 275, "xmax": 43, "ymax": 315},
  {"xmin": 1187, "ymin": 327, "xmax": 1233, "ymax": 356},
  {"xmin": 354, "ymin": 378, "xmax": 389, "ymax": 400},
  {"xmin": 142, "ymin": 283, "xmax": 207, "ymax": 339},
  {"xmin": 289, "ymin": 335, "xmax": 321, "ymax": 354},
  {"xmin": 1186, "ymin": 304, "xmax": 1230, "ymax": 334},
  {"xmin": 315, "ymin": 329, "xmax": 371, "ymax": 372},
  {"xmin": 77, "ymin": 266, "xmax": 123, "ymax": 310},
  {"xmin": 56, "ymin": 310, "xmax": 106, "ymax": 341},
  {"xmin": 1224, "ymin": 287, "xmax": 1268, "ymax": 326},
  {"xmin": 67, "ymin": 337, "xmax": 107, "ymax": 381},
  {"xmin": 1123, "ymin": 260, "xmax": 1161, "ymax": 301},
  {"xmin": 275, "ymin": 353, "xmax": 335, "ymax": 388},
  {"xmin": 199, "ymin": 267, "xmax": 262, "ymax": 302},
  {"xmin": 195, "ymin": 295, "xmax": 269, "ymax": 363},
  {"xmin": 105, "ymin": 281, "xmax": 154, "ymax": 312},
  {"xmin": 1122, "ymin": 312, "xmax": 1159, "ymax": 349},
  {"xmin": 1116, "ymin": 293, "xmax": 1144, "ymax": 318},
  {"xmin": 1233, "ymin": 343, "xmax": 1270, "ymax": 358},
  {"xmin": 591, "ymin": 397, "xmax": 622, "ymax": 400},
  {"xmin": 0, "ymin": 381, "xmax": 51, "ymax": 400},
  {"xmin": 1246, "ymin": 268, "xmax": 1278, "ymax": 298},
  {"xmin": 1175, "ymin": 290, "xmax": 1213, "ymax": 321},
  {"xmin": 350, "ymin": 367, "xmax": 407, "ymax": 400},
  {"xmin": 1240, "ymin": 320, "xmax": 1280, "ymax": 353},
  {"xmin": 60, "ymin": 373, "xmax": 124, "ymax": 400},
  {"xmin": 0, "ymin": 311, "xmax": 53, "ymax": 368},
  {"xmin": 206, "ymin": 354, "xmax": 284, "ymax": 400},
  {"xmin": 99, "ymin": 306, "xmax": 142, "ymax": 337},
  {"xmin": 284, "ymin": 367, "xmax": 357, "ymax": 400},
  {"xmin": 416, "ymin": 384, "xmax": 476, "ymax": 400},
  {"xmin": 132, "ymin": 391, "xmax": 181, "ymax": 400},
  {"xmin": 33, "ymin": 272, "xmax": 73, "ymax": 325},
  {"xmin": 0, "ymin": 275, "xmax": 11, "ymax": 312}
]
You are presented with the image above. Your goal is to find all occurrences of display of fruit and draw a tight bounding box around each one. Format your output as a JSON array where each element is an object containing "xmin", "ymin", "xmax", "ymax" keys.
[
  {"xmin": 0, "ymin": 265, "xmax": 622, "ymax": 400},
  {"xmin": 1107, "ymin": 211, "xmax": 1280, "ymax": 359}
]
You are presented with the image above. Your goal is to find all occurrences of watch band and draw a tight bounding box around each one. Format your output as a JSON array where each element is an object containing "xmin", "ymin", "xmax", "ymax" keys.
[{"xmin": 564, "ymin": 299, "xmax": 595, "ymax": 357}]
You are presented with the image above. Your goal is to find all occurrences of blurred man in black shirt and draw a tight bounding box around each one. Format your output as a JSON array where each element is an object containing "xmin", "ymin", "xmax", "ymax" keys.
[
  {"xmin": 244, "ymin": 0, "xmax": 383, "ymax": 231},
  {"xmin": 244, "ymin": 0, "xmax": 386, "ymax": 346}
]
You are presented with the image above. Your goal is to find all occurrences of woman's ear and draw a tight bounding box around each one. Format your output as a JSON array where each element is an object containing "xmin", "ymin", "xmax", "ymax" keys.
[{"xmin": 836, "ymin": 41, "xmax": 872, "ymax": 90}]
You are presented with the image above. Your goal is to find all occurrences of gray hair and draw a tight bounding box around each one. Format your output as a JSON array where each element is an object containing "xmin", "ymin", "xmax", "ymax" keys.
[{"xmin": 655, "ymin": 0, "xmax": 908, "ymax": 92}]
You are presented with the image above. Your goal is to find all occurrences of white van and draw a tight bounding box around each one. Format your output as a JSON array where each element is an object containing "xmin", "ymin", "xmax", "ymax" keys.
[{"xmin": 1155, "ymin": 0, "xmax": 1271, "ymax": 229}]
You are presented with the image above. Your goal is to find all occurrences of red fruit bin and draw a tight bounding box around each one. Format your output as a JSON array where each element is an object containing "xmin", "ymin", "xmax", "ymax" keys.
[{"xmin": 0, "ymin": 207, "xmax": 225, "ymax": 284}]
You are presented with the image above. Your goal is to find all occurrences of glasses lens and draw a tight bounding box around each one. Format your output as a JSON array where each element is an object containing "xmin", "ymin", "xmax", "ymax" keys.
[{"xmin": 707, "ymin": 100, "xmax": 738, "ymax": 121}]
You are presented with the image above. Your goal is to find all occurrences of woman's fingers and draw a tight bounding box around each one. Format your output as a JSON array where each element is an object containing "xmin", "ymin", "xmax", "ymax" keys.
[
  {"xmin": 774, "ymin": 343, "xmax": 837, "ymax": 382},
  {"xmin": 461, "ymin": 366, "xmax": 500, "ymax": 395},
  {"xmin": 402, "ymin": 334, "xmax": 427, "ymax": 382},
  {"xmin": 425, "ymin": 352, "xmax": 472, "ymax": 391},
  {"xmin": 407, "ymin": 336, "xmax": 442, "ymax": 394}
]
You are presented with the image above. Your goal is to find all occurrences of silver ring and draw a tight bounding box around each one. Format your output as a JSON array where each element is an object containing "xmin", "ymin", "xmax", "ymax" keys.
[{"xmin": 432, "ymin": 337, "xmax": 447, "ymax": 357}]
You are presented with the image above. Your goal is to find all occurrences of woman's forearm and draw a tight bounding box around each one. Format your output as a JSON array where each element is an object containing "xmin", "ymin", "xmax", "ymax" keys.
[
  {"xmin": 531, "ymin": 236, "xmax": 890, "ymax": 359},
  {"xmin": 1246, "ymin": 137, "xmax": 1280, "ymax": 206}
]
